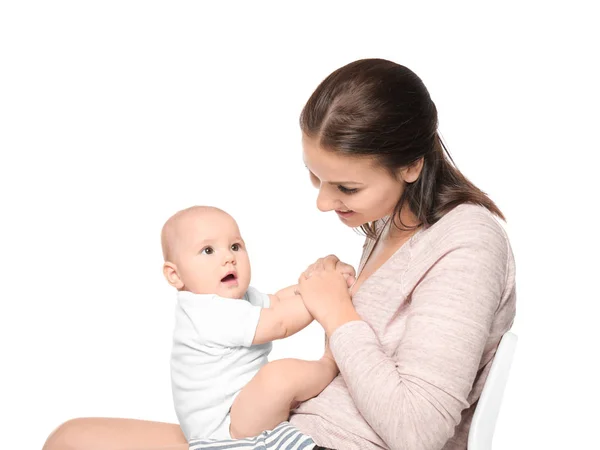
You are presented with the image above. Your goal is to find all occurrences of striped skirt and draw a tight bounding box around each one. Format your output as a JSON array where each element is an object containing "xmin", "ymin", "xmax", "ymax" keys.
[{"xmin": 188, "ymin": 421, "xmax": 324, "ymax": 450}]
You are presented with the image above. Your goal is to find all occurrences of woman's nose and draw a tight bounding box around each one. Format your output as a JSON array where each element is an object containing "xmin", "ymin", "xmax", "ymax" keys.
[{"xmin": 316, "ymin": 188, "xmax": 337, "ymax": 212}]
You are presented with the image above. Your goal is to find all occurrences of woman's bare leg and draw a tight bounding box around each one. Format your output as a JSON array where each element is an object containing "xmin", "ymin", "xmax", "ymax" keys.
[{"xmin": 42, "ymin": 417, "xmax": 188, "ymax": 450}]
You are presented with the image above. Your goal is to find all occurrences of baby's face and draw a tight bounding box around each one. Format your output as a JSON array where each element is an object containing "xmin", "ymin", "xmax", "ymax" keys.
[{"xmin": 172, "ymin": 211, "xmax": 251, "ymax": 299}]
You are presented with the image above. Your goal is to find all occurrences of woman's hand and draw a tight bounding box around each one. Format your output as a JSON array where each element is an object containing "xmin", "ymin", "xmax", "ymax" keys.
[
  {"xmin": 297, "ymin": 255, "xmax": 361, "ymax": 336},
  {"xmin": 302, "ymin": 254, "xmax": 356, "ymax": 288}
]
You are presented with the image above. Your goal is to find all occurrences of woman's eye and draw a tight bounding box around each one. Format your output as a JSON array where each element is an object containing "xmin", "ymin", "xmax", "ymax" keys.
[
  {"xmin": 338, "ymin": 185, "xmax": 359, "ymax": 195},
  {"xmin": 201, "ymin": 247, "xmax": 214, "ymax": 255},
  {"xmin": 231, "ymin": 243, "xmax": 241, "ymax": 251},
  {"xmin": 307, "ymin": 167, "xmax": 358, "ymax": 194}
]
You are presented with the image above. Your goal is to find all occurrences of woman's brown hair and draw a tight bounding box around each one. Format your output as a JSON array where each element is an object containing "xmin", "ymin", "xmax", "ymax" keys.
[{"xmin": 300, "ymin": 58, "xmax": 505, "ymax": 239}]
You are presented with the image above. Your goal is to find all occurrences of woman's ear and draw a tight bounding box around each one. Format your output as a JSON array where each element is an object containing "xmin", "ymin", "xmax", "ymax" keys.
[
  {"xmin": 400, "ymin": 157, "xmax": 424, "ymax": 184},
  {"xmin": 163, "ymin": 262, "xmax": 184, "ymax": 289}
]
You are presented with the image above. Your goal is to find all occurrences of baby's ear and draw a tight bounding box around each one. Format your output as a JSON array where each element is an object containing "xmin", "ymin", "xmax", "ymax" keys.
[{"xmin": 163, "ymin": 262, "xmax": 184, "ymax": 289}]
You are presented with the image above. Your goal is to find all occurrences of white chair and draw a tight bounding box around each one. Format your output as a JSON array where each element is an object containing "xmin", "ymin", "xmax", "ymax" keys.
[{"xmin": 468, "ymin": 331, "xmax": 518, "ymax": 450}]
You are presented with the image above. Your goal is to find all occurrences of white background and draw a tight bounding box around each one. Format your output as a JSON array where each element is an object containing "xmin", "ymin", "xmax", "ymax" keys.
[{"xmin": 1, "ymin": 1, "xmax": 598, "ymax": 449}]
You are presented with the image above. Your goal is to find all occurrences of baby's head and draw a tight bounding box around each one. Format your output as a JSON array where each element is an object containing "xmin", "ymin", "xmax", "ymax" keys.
[{"xmin": 161, "ymin": 206, "xmax": 251, "ymax": 299}]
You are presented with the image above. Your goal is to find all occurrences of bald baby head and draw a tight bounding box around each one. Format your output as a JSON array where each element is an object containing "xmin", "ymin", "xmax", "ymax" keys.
[
  {"xmin": 160, "ymin": 206, "xmax": 251, "ymax": 298},
  {"xmin": 161, "ymin": 205, "xmax": 233, "ymax": 263}
]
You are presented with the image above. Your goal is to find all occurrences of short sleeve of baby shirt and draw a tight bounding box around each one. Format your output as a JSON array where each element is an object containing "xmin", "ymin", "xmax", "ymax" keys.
[
  {"xmin": 244, "ymin": 285, "xmax": 270, "ymax": 308},
  {"xmin": 177, "ymin": 288, "xmax": 267, "ymax": 348}
]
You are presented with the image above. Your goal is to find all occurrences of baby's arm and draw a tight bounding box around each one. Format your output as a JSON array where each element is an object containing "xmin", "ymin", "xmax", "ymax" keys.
[
  {"xmin": 229, "ymin": 353, "xmax": 338, "ymax": 439},
  {"xmin": 251, "ymin": 263, "xmax": 356, "ymax": 346},
  {"xmin": 272, "ymin": 284, "xmax": 299, "ymax": 300},
  {"xmin": 252, "ymin": 285, "xmax": 313, "ymax": 345}
]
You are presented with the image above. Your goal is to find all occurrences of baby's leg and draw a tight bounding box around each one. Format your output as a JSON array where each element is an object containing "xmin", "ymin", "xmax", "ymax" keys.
[{"xmin": 229, "ymin": 351, "xmax": 337, "ymax": 439}]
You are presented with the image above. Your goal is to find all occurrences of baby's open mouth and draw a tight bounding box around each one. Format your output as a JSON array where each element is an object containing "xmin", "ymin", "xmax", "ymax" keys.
[{"xmin": 221, "ymin": 273, "xmax": 237, "ymax": 282}]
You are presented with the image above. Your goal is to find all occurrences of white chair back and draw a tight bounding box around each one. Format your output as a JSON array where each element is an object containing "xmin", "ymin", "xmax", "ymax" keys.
[{"xmin": 468, "ymin": 331, "xmax": 518, "ymax": 450}]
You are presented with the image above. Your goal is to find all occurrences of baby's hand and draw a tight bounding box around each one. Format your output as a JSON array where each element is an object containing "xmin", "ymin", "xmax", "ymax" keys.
[{"xmin": 341, "ymin": 272, "xmax": 355, "ymax": 288}]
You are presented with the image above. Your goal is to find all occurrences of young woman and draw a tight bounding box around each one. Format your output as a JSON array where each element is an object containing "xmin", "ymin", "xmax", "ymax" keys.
[{"xmin": 42, "ymin": 58, "xmax": 516, "ymax": 450}]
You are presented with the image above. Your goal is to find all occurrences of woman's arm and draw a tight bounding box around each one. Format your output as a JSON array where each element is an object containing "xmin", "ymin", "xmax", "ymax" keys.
[{"xmin": 328, "ymin": 222, "xmax": 510, "ymax": 450}]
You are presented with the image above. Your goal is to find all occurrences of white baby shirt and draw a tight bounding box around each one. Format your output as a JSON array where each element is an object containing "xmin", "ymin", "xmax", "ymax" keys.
[{"xmin": 170, "ymin": 286, "xmax": 272, "ymax": 441}]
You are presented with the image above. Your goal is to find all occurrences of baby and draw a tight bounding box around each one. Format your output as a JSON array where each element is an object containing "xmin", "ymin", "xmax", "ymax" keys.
[{"xmin": 161, "ymin": 205, "xmax": 349, "ymax": 442}]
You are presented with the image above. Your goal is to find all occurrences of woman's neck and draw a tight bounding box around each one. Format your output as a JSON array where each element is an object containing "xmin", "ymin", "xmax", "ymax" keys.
[{"xmin": 382, "ymin": 207, "xmax": 421, "ymax": 242}]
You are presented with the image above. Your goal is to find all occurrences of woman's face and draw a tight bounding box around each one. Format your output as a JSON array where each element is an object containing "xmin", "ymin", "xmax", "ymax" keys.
[{"xmin": 302, "ymin": 134, "xmax": 405, "ymax": 228}]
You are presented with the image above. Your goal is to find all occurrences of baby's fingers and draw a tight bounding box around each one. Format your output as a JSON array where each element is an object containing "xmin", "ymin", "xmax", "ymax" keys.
[{"xmin": 342, "ymin": 273, "xmax": 356, "ymax": 288}]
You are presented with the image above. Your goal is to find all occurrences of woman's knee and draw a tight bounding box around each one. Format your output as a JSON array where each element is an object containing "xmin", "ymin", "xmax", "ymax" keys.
[{"xmin": 42, "ymin": 418, "xmax": 92, "ymax": 450}]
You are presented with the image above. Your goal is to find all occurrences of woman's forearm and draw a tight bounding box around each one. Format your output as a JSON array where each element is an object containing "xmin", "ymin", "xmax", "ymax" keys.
[{"xmin": 329, "ymin": 321, "xmax": 459, "ymax": 450}]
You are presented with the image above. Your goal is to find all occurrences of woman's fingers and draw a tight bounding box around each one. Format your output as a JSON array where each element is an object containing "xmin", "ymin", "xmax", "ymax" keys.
[
  {"xmin": 335, "ymin": 260, "xmax": 356, "ymax": 278},
  {"xmin": 303, "ymin": 258, "xmax": 324, "ymax": 279},
  {"xmin": 305, "ymin": 255, "xmax": 351, "ymax": 278},
  {"xmin": 302, "ymin": 264, "xmax": 314, "ymax": 280},
  {"xmin": 303, "ymin": 255, "xmax": 354, "ymax": 281},
  {"xmin": 322, "ymin": 254, "xmax": 339, "ymax": 271}
]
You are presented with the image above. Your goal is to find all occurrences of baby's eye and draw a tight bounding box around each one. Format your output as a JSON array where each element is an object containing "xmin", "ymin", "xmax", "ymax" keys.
[
  {"xmin": 201, "ymin": 246, "xmax": 214, "ymax": 255},
  {"xmin": 231, "ymin": 243, "xmax": 241, "ymax": 251}
]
